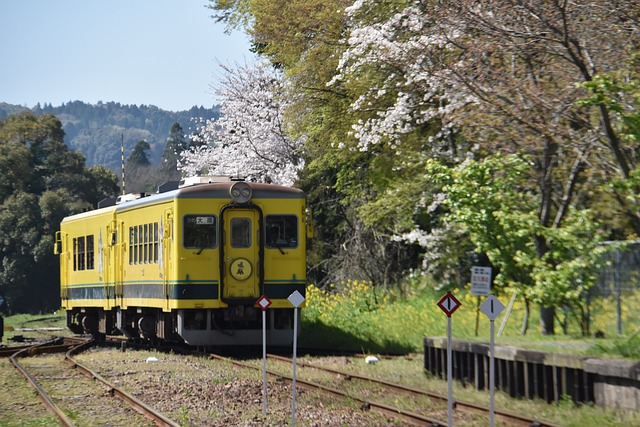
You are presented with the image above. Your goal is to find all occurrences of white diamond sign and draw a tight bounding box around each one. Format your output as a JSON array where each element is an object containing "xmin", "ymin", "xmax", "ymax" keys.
[
  {"xmin": 480, "ymin": 295, "xmax": 505, "ymax": 321},
  {"xmin": 257, "ymin": 295, "xmax": 271, "ymax": 311},
  {"xmin": 437, "ymin": 292, "xmax": 461, "ymax": 317},
  {"xmin": 288, "ymin": 290, "xmax": 305, "ymax": 308}
]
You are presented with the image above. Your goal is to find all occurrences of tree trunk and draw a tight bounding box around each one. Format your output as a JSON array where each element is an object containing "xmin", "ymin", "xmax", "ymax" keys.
[
  {"xmin": 520, "ymin": 297, "xmax": 530, "ymax": 336},
  {"xmin": 540, "ymin": 306, "xmax": 555, "ymax": 335}
]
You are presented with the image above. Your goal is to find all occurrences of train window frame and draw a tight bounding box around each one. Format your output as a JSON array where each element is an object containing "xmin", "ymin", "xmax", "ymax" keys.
[
  {"xmin": 72, "ymin": 235, "xmax": 95, "ymax": 271},
  {"xmin": 73, "ymin": 237, "xmax": 77, "ymax": 270},
  {"xmin": 153, "ymin": 222, "xmax": 159, "ymax": 263},
  {"xmin": 230, "ymin": 217, "xmax": 251, "ymax": 248},
  {"xmin": 143, "ymin": 224, "xmax": 149, "ymax": 264},
  {"xmin": 77, "ymin": 236, "xmax": 85, "ymax": 271},
  {"xmin": 134, "ymin": 226, "xmax": 139, "ymax": 264},
  {"xmin": 129, "ymin": 228, "xmax": 134, "ymax": 264},
  {"xmin": 138, "ymin": 225, "xmax": 144, "ymax": 264},
  {"xmin": 128, "ymin": 223, "xmax": 160, "ymax": 265},
  {"xmin": 183, "ymin": 215, "xmax": 217, "ymax": 250},
  {"xmin": 265, "ymin": 215, "xmax": 298, "ymax": 249},
  {"xmin": 86, "ymin": 235, "xmax": 94, "ymax": 270}
]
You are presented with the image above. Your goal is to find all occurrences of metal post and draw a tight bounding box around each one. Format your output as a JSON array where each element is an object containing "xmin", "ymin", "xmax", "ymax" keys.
[
  {"xmin": 489, "ymin": 319, "xmax": 495, "ymax": 427},
  {"xmin": 447, "ymin": 315, "xmax": 453, "ymax": 427},
  {"xmin": 121, "ymin": 134, "xmax": 125, "ymax": 195},
  {"xmin": 616, "ymin": 248, "xmax": 622, "ymax": 335},
  {"xmin": 262, "ymin": 309, "xmax": 267, "ymax": 416},
  {"xmin": 292, "ymin": 307, "xmax": 299, "ymax": 427}
]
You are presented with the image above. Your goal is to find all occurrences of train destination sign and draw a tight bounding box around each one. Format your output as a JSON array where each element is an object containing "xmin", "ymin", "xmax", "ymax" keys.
[{"xmin": 437, "ymin": 292, "xmax": 461, "ymax": 317}]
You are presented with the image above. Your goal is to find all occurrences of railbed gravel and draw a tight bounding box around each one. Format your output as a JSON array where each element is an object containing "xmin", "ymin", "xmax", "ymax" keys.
[{"xmin": 75, "ymin": 347, "xmax": 406, "ymax": 426}]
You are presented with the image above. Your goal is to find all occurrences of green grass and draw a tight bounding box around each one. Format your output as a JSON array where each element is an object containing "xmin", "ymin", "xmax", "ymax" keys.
[
  {"xmin": 300, "ymin": 280, "xmax": 640, "ymax": 359},
  {"xmin": 1, "ymin": 312, "xmax": 67, "ymax": 345},
  {"xmin": 3, "ymin": 283, "xmax": 638, "ymax": 359}
]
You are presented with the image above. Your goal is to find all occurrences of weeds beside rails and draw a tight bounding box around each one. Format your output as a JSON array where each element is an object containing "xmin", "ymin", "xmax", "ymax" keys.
[{"xmin": 300, "ymin": 280, "xmax": 640, "ymax": 359}]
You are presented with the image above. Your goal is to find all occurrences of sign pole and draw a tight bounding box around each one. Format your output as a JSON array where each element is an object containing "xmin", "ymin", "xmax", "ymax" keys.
[
  {"xmin": 489, "ymin": 318, "xmax": 495, "ymax": 427},
  {"xmin": 436, "ymin": 292, "xmax": 461, "ymax": 427},
  {"xmin": 292, "ymin": 306, "xmax": 298, "ymax": 427},
  {"xmin": 479, "ymin": 295, "xmax": 505, "ymax": 427},
  {"xmin": 446, "ymin": 314, "xmax": 453, "ymax": 427},
  {"xmin": 262, "ymin": 308, "xmax": 268, "ymax": 416},
  {"xmin": 287, "ymin": 291, "xmax": 305, "ymax": 427},
  {"xmin": 256, "ymin": 295, "xmax": 272, "ymax": 418}
]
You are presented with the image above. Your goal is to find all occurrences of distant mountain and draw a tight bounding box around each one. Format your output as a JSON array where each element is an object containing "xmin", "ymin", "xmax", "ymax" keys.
[{"xmin": 0, "ymin": 101, "xmax": 220, "ymax": 171}]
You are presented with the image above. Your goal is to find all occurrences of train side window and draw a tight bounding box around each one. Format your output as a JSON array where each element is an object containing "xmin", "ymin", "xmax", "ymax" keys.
[
  {"xmin": 143, "ymin": 224, "xmax": 149, "ymax": 263},
  {"xmin": 153, "ymin": 222, "xmax": 159, "ymax": 263},
  {"xmin": 265, "ymin": 215, "xmax": 298, "ymax": 248},
  {"xmin": 77, "ymin": 236, "xmax": 85, "ymax": 270},
  {"xmin": 129, "ymin": 227, "xmax": 134, "ymax": 264},
  {"xmin": 134, "ymin": 227, "xmax": 139, "ymax": 264},
  {"xmin": 73, "ymin": 237, "xmax": 78, "ymax": 270},
  {"xmin": 183, "ymin": 215, "xmax": 217, "ymax": 249},
  {"xmin": 86, "ymin": 235, "xmax": 94, "ymax": 270},
  {"xmin": 230, "ymin": 218, "xmax": 251, "ymax": 248},
  {"xmin": 138, "ymin": 225, "xmax": 144, "ymax": 264}
]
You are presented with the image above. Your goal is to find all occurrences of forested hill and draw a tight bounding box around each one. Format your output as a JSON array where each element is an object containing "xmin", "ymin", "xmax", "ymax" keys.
[{"xmin": 0, "ymin": 101, "xmax": 219, "ymax": 171}]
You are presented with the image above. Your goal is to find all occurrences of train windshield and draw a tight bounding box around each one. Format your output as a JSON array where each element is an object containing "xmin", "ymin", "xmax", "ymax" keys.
[
  {"xmin": 230, "ymin": 217, "xmax": 251, "ymax": 248},
  {"xmin": 183, "ymin": 215, "xmax": 217, "ymax": 249},
  {"xmin": 265, "ymin": 215, "xmax": 298, "ymax": 248}
]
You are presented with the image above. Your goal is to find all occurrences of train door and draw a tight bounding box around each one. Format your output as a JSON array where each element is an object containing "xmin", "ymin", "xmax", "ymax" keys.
[
  {"xmin": 162, "ymin": 208, "xmax": 173, "ymax": 310},
  {"xmin": 115, "ymin": 221, "xmax": 124, "ymax": 304},
  {"xmin": 55, "ymin": 231, "xmax": 69, "ymax": 300},
  {"xmin": 104, "ymin": 223, "xmax": 114, "ymax": 307},
  {"xmin": 221, "ymin": 208, "xmax": 262, "ymax": 301},
  {"xmin": 105, "ymin": 218, "xmax": 118, "ymax": 307}
]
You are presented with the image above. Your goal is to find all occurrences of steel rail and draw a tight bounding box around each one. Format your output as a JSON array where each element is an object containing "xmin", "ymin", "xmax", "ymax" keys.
[
  {"xmin": 65, "ymin": 341, "xmax": 181, "ymax": 427},
  {"xmin": 210, "ymin": 353, "xmax": 446, "ymax": 427},
  {"xmin": 0, "ymin": 344, "xmax": 34, "ymax": 358},
  {"xmin": 9, "ymin": 336, "xmax": 180, "ymax": 427},
  {"xmin": 9, "ymin": 340, "xmax": 76, "ymax": 427},
  {"xmin": 267, "ymin": 353, "xmax": 564, "ymax": 427}
]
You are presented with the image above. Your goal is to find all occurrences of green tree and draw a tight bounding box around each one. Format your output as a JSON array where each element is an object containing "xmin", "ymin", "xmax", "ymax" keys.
[
  {"xmin": 125, "ymin": 140, "xmax": 155, "ymax": 193},
  {"xmin": 160, "ymin": 122, "xmax": 187, "ymax": 182},
  {"xmin": 426, "ymin": 155, "xmax": 608, "ymax": 335},
  {"xmin": 0, "ymin": 112, "xmax": 117, "ymax": 314},
  {"xmin": 127, "ymin": 140, "xmax": 151, "ymax": 167}
]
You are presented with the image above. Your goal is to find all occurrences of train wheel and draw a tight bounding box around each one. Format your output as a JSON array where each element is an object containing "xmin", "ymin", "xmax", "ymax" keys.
[
  {"xmin": 81, "ymin": 313, "xmax": 99, "ymax": 335},
  {"xmin": 138, "ymin": 315, "xmax": 157, "ymax": 339}
]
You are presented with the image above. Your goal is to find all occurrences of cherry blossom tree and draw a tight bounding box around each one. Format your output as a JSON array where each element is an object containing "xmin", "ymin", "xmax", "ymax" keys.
[
  {"xmin": 334, "ymin": 0, "xmax": 640, "ymax": 333},
  {"xmin": 178, "ymin": 61, "xmax": 305, "ymax": 185},
  {"xmin": 205, "ymin": 0, "xmax": 640, "ymax": 319}
]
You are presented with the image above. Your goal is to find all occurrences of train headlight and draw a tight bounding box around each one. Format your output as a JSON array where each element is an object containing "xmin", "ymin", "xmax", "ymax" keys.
[{"xmin": 230, "ymin": 181, "xmax": 252, "ymax": 204}]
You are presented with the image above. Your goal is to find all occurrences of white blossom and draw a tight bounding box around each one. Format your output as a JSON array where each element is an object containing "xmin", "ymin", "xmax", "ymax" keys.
[
  {"xmin": 331, "ymin": 2, "xmax": 478, "ymax": 154},
  {"xmin": 179, "ymin": 61, "xmax": 304, "ymax": 186}
]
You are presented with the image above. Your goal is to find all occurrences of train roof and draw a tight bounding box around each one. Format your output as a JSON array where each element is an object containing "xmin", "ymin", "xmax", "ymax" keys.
[
  {"xmin": 61, "ymin": 204, "xmax": 118, "ymax": 223},
  {"xmin": 62, "ymin": 180, "xmax": 305, "ymax": 223},
  {"xmin": 116, "ymin": 182, "xmax": 304, "ymax": 212}
]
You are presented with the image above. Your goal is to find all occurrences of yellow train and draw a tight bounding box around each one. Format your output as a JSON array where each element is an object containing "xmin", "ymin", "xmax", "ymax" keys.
[{"xmin": 54, "ymin": 176, "xmax": 312, "ymax": 346}]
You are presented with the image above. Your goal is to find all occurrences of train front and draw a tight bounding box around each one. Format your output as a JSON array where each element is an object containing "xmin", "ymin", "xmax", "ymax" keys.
[{"xmin": 173, "ymin": 178, "xmax": 311, "ymax": 346}]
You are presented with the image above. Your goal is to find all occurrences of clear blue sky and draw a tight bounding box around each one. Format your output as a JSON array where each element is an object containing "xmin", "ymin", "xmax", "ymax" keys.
[{"xmin": 0, "ymin": 1, "xmax": 254, "ymax": 111}]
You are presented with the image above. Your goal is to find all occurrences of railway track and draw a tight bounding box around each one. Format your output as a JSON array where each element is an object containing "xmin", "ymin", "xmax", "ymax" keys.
[
  {"xmin": 210, "ymin": 352, "xmax": 449, "ymax": 426},
  {"xmin": 1, "ymin": 337, "xmax": 579, "ymax": 425},
  {"xmin": 8, "ymin": 337, "xmax": 179, "ymax": 427},
  {"xmin": 209, "ymin": 351, "xmax": 562, "ymax": 426},
  {"xmin": 266, "ymin": 353, "xmax": 563, "ymax": 427}
]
